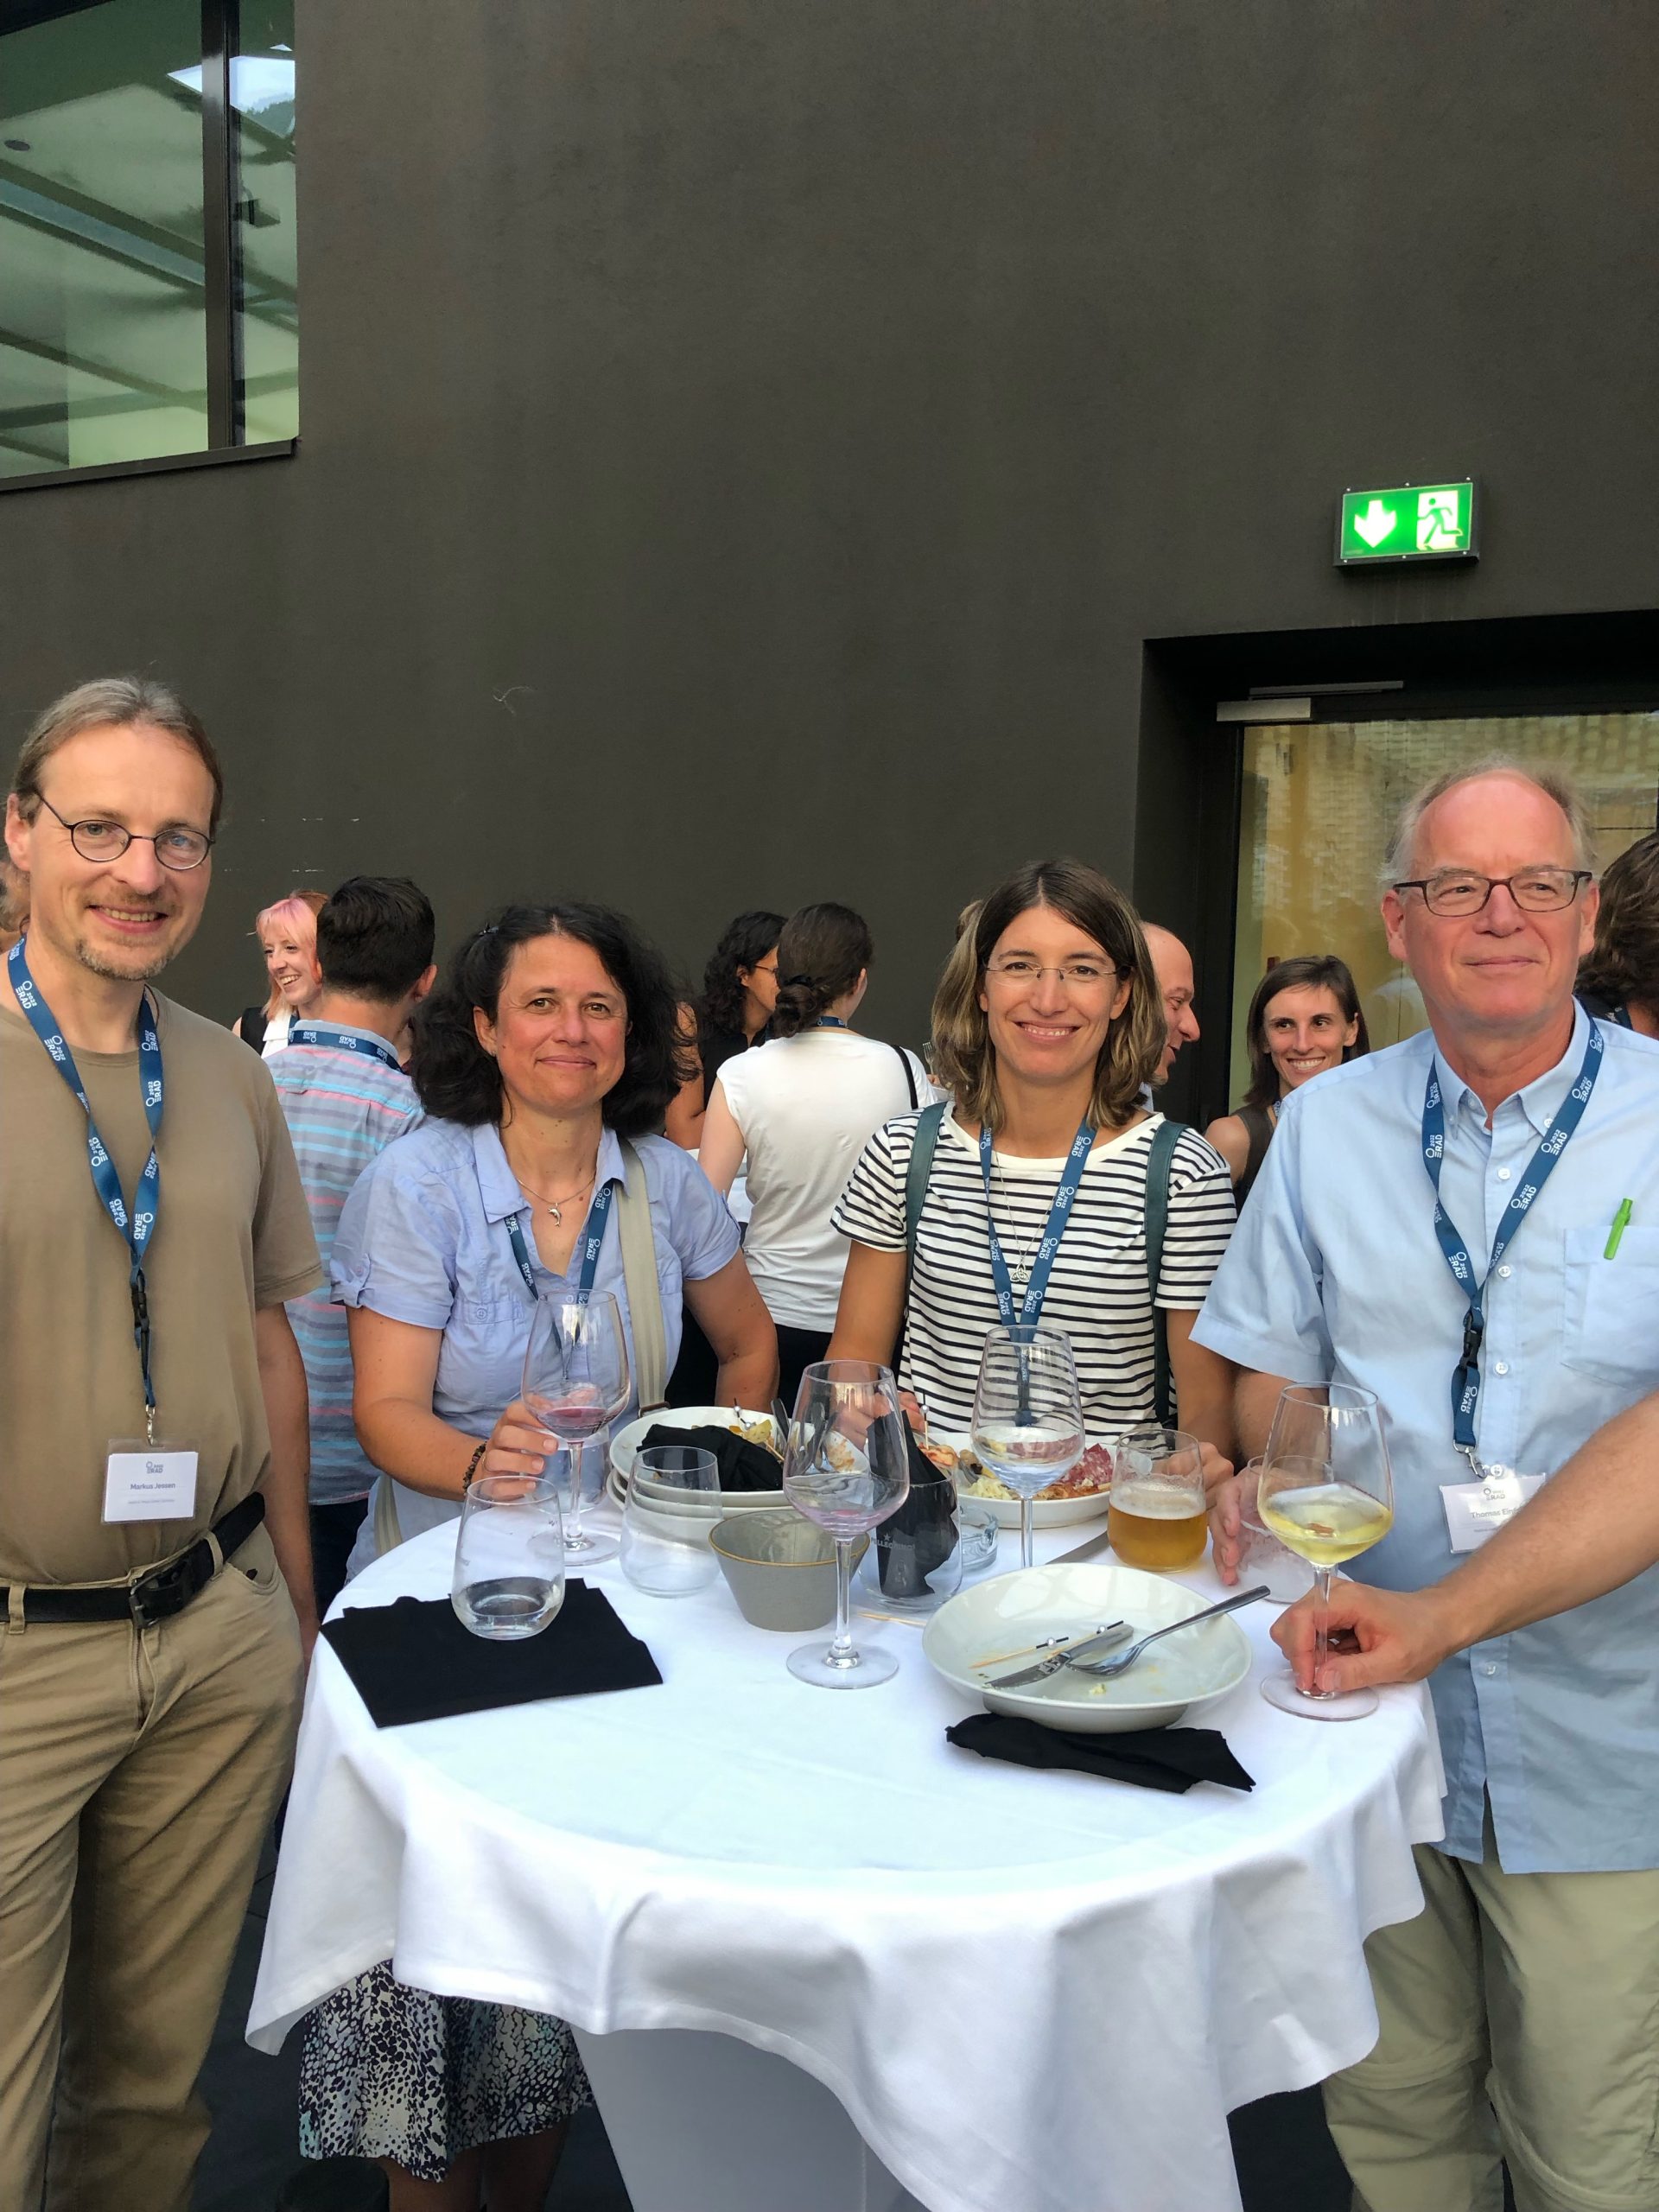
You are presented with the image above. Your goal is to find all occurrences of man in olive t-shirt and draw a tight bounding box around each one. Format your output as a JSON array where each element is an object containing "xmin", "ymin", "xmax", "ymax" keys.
[{"xmin": 0, "ymin": 680, "xmax": 321, "ymax": 2212}]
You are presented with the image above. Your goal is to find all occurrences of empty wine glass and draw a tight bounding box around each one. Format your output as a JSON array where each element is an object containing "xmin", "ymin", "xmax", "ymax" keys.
[
  {"xmin": 971, "ymin": 1325, "xmax": 1084, "ymax": 1570},
  {"xmin": 451, "ymin": 1471, "xmax": 566, "ymax": 1639},
  {"xmin": 522, "ymin": 1289, "xmax": 632, "ymax": 1567},
  {"xmin": 1255, "ymin": 1382, "xmax": 1395, "ymax": 1719},
  {"xmin": 781, "ymin": 1361, "xmax": 911, "ymax": 1688}
]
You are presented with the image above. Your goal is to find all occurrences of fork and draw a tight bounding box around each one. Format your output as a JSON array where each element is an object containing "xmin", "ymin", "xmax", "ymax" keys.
[
  {"xmin": 982, "ymin": 1622, "xmax": 1133, "ymax": 1688},
  {"xmin": 1063, "ymin": 1586, "xmax": 1271, "ymax": 1680}
]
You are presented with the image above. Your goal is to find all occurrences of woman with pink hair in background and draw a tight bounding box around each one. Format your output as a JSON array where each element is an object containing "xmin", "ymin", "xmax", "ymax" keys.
[{"xmin": 233, "ymin": 887, "xmax": 327, "ymax": 1057}]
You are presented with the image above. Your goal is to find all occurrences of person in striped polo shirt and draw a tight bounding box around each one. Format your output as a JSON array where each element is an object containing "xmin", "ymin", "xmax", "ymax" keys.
[{"xmin": 266, "ymin": 875, "xmax": 435, "ymax": 1613}]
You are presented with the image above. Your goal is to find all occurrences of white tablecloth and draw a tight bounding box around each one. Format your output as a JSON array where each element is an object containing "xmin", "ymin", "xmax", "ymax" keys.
[{"xmin": 250, "ymin": 1513, "xmax": 1444, "ymax": 2212}]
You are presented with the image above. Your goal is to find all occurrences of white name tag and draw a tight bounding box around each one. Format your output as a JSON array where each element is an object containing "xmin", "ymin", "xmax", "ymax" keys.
[
  {"xmin": 104, "ymin": 1442, "xmax": 199, "ymax": 1523},
  {"xmin": 1440, "ymin": 1465, "xmax": 1546, "ymax": 1553}
]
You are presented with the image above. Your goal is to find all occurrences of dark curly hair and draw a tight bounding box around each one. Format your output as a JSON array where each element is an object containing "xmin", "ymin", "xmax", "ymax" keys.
[
  {"xmin": 1579, "ymin": 832, "xmax": 1659, "ymax": 1023},
  {"xmin": 1243, "ymin": 954, "xmax": 1369, "ymax": 1109},
  {"xmin": 772, "ymin": 903, "xmax": 874, "ymax": 1037},
  {"xmin": 698, "ymin": 909, "xmax": 784, "ymax": 1037},
  {"xmin": 410, "ymin": 901, "xmax": 695, "ymax": 1137}
]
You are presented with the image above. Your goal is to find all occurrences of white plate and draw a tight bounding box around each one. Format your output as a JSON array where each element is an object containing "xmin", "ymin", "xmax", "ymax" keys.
[
  {"xmin": 923, "ymin": 1562, "xmax": 1252, "ymax": 1732},
  {"xmin": 928, "ymin": 1431, "xmax": 1111, "ymax": 1529},
  {"xmin": 606, "ymin": 1467, "xmax": 785, "ymax": 1513},
  {"xmin": 609, "ymin": 1406, "xmax": 781, "ymax": 1484}
]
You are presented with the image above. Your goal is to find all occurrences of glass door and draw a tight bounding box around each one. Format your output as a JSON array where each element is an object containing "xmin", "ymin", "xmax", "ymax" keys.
[{"xmin": 1230, "ymin": 712, "xmax": 1659, "ymax": 1103}]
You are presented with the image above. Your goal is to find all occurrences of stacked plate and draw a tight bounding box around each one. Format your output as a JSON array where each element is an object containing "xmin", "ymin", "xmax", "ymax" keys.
[{"xmin": 606, "ymin": 1405, "xmax": 787, "ymax": 1518}]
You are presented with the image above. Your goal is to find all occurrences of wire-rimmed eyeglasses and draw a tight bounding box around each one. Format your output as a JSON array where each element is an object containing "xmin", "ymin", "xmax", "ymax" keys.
[
  {"xmin": 29, "ymin": 792, "xmax": 213, "ymax": 871},
  {"xmin": 1391, "ymin": 868, "xmax": 1591, "ymax": 918},
  {"xmin": 982, "ymin": 957, "xmax": 1124, "ymax": 989}
]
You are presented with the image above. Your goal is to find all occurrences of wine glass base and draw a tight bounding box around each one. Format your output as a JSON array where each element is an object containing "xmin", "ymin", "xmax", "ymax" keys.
[
  {"xmin": 1260, "ymin": 1671, "xmax": 1378, "ymax": 1721},
  {"xmin": 564, "ymin": 1531, "xmax": 619, "ymax": 1566},
  {"xmin": 787, "ymin": 1639, "xmax": 899, "ymax": 1689}
]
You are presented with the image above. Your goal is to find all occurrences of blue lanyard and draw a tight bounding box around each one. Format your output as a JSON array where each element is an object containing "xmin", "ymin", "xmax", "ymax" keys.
[
  {"xmin": 504, "ymin": 1176, "xmax": 617, "ymax": 1303},
  {"xmin": 817, "ymin": 1016, "xmax": 848, "ymax": 1028},
  {"xmin": 977, "ymin": 1116, "xmax": 1094, "ymax": 1327},
  {"xmin": 1422, "ymin": 1021, "xmax": 1603, "ymax": 1464},
  {"xmin": 287, "ymin": 1021, "xmax": 402, "ymax": 1071},
  {"xmin": 10, "ymin": 936, "xmax": 164, "ymax": 1440}
]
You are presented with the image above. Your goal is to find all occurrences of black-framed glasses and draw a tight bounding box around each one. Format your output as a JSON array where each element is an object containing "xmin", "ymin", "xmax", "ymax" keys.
[
  {"xmin": 1391, "ymin": 867, "xmax": 1592, "ymax": 918},
  {"xmin": 982, "ymin": 957, "xmax": 1124, "ymax": 989},
  {"xmin": 29, "ymin": 793, "xmax": 213, "ymax": 872}
]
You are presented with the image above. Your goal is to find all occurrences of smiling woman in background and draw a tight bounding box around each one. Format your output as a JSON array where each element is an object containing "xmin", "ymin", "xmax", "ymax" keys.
[
  {"xmin": 1205, "ymin": 954, "xmax": 1369, "ymax": 1208},
  {"xmin": 232, "ymin": 887, "xmax": 326, "ymax": 1057}
]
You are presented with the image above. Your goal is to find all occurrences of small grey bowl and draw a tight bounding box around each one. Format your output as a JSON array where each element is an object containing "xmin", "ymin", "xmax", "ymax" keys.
[{"xmin": 709, "ymin": 1510, "xmax": 867, "ymax": 1631}]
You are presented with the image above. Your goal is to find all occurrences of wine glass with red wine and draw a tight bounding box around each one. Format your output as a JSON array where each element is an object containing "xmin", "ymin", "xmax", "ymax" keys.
[{"xmin": 521, "ymin": 1289, "xmax": 632, "ymax": 1564}]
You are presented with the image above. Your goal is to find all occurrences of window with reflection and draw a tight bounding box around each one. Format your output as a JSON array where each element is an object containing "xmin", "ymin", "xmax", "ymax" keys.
[{"xmin": 0, "ymin": 0, "xmax": 296, "ymax": 480}]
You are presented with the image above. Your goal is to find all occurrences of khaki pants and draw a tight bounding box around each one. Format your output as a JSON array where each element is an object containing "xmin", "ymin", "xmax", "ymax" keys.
[
  {"xmin": 0, "ymin": 1526, "xmax": 302, "ymax": 2212},
  {"xmin": 1324, "ymin": 1821, "xmax": 1659, "ymax": 2212}
]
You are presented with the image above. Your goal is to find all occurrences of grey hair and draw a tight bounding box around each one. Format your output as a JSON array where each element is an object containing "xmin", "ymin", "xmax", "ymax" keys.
[
  {"xmin": 1379, "ymin": 754, "xmax": 1595, "ymax": 892},
  {"xmin": 11, "ymin": 677, "xmax": 225, "ymax": 833}
]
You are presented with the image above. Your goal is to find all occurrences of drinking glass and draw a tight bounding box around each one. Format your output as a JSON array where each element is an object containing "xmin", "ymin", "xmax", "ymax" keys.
[
  {"xmin": 451, "ymin": 1471, "xmax": 566, "ymax": 1639},
  {"xmin": 1105, "ymin": 1425, "xmax": 1207, "ymax": 1572},
  {"xmin": 1234, "ymin": 1457, "xmax": 1316, "ymax": 1605},
  {"xmin": 620, "ymin": 1446, "xmax": 721, "ymax": 1597},
  {"xmin": 780, "ymin": 1360, "xmax": 911, "ymax": 1688},
  {"xmin": 521, "ymin": 1289, "xmax": 632, "ymax": 1566},
  {"xmin": 970, "ymin": 1325, "xmax": 1084, "ymax": 1570},
  {"xmin": 1255, "ymin": 1382, "xmax": 1395, "ymax": 1719}
]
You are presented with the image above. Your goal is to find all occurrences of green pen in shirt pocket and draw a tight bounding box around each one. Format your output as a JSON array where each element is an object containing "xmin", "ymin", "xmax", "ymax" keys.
[{"xmin": 1605, "ymin": 1198, "xmax": 1635, "ymax": 1259}]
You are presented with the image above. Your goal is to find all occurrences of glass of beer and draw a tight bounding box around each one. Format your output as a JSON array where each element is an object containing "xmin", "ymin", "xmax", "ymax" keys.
[{"xmin": 1106, "ymin": 1426, "xmax": 1207, "ymax": 1571}]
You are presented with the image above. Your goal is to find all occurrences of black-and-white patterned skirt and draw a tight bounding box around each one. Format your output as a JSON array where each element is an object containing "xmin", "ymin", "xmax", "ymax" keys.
[{"xmin": 298, "ymin": 1960, "xmax": 592, "ymax": 2182}]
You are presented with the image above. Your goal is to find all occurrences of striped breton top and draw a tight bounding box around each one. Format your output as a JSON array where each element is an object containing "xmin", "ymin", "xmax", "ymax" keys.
[{"xmin": 831, "ymin": 1107, "xmax": 1236, "ymax": 1435}]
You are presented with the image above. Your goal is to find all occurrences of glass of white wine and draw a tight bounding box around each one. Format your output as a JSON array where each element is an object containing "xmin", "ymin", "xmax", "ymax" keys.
[{"xmin": 1255, "ymin": 1381, "xmax": 1395, "ymax": 1720}]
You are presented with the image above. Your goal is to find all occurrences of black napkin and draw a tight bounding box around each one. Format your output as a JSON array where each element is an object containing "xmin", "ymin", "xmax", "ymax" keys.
[
  {"xmin": 640, "ymin": 1421, "xmax": 782, "ymax": 1492},
  {"xmin": 873, "ymin": 1423, "xmax": 961, "ymax": 1600},
  {"xmin": 322, "ymin": 1581, "xmax": 662, "ymax": 1728},
  {"xmin": 946, "ymin": 1713, "xmax": 1255, "ymax": 1795}
]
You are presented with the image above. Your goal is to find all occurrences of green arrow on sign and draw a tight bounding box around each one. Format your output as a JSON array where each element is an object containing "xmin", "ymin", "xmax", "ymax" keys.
[{"xmin": 1351, "ymin": 498, "xmax": 1396, "ymax": 549}]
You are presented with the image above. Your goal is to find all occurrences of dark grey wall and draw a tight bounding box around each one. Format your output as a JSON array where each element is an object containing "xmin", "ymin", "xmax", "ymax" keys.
[{"xmin": 2, "ymin": 0, "xmax": 1655, "ymax": 1044}]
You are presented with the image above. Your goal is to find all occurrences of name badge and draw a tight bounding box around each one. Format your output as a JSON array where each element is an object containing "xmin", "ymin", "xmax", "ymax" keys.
[
  {"xmin": 1440, "ymin": 1465, "xmax": 1546, "ymax": 1554},
  {"xmin": 104, "ymin": 1440, "xmax": 199, "ymax": 1523}
]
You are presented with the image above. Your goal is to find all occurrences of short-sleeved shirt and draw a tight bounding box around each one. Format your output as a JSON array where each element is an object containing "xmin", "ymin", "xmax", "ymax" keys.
[
  {"xmin": 832, "ymin": 1108, "xmax": 1236, "ymax": 1434},
  {"xmin": 266, "ymin": 1027, "xmax": 425, "ymax": 1504},
  {"xmin": 333, "ymin": 1119, "xmax": 740, "ymax": 1561},
  {"xmin": 1193, "ymin": 1007, "xmax": 1659, "ymax": 1874},
  {"xmin": 0, "ymin": 987, "xmax": 322, "ymax": 1585},
  {"xmin": 717, "ymin": 1029, "xmax": 935, "ymax": 1331}
]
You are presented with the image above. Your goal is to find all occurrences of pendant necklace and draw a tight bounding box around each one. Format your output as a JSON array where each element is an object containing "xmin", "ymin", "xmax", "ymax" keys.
[
  {"xmin": 514, "ymin": 1168, "xmax": 596, "ymax": 1226},
  {"xmin": 994, "ymin": 1158, "xmax": 1039, "ymax": 1290}
]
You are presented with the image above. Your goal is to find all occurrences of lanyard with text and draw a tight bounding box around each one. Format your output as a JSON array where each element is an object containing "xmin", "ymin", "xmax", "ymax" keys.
[
  {"xmin": 505, "ymin": 1177, "xmax": 618, "ymax": 1303},
  {"xmin": 287, "ymin": 1021, "xmax": 402, "ymax": 1071},
  {"xmin": 10, "ymin": 935, "xmax": 165, "ymax": 1442},
  {"xmin": 978, "ymin": 1116, "xmax": 1094, "ymax": 1327},
  {"xmin": 1422, "ymin": 1020, "xmax": 1603, "ymax": 1467}
]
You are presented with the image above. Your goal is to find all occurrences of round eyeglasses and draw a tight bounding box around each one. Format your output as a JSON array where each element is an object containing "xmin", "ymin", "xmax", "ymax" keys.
[
  {"xmin": 31, "ymin": 792, "xmax": 213, "ymax": 871},
  {"xmin": 1391, "ymin": 868, "xmax": 1592, "ymax": 918}
]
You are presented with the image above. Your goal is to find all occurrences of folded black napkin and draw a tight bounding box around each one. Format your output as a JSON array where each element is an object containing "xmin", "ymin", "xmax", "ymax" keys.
[
  {"xmin": 640, "ymin": 1421, "xmax": 782, "ymax": 1492},
  {"xmin": 874, "ymin": 1422, "xmax": 960, "ymax": 1599},
  {"xmin": 946, "ymin": 1713, "xmax": 1254, "ymax": 1795},
  {"xmin": 322, "ymin": 1581, "xmax": 662, "ymax": 1728}
]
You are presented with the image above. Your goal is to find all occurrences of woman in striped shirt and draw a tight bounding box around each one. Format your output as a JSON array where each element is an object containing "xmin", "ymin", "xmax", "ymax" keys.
[{"xmin": 829, "ymin": 858, "xmax": 1237, "ymax": 1459}]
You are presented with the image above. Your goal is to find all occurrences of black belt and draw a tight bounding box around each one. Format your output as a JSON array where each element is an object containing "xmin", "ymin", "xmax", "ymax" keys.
[{"xmin": 1, "ymin": 1493, "xmax": 267, "ymax": 1628}]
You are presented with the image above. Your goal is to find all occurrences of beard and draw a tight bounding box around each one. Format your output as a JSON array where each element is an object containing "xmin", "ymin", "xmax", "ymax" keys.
[{"xmin": 72, "ymin": 928, "xmax": 180, "ymax": 983}]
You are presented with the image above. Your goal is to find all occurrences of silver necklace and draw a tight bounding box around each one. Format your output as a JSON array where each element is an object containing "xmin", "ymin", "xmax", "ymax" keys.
[
  {"xmin": 992, "ymin": 1159, "xmax": 1041, "ymax": 1288},
  {"xmin": 513, "ymin": 1171, "xmax": 596, "ymax": 1226}
]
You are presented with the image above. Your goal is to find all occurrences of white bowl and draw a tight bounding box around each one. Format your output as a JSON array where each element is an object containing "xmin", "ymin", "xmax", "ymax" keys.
[
  {"xmin": 929, "ymin": 1432, "xmax": 1111, "ymax": 1529},
  {"xmin": 923, "ymin": 1562, "xmax": 1252, "ymax": 1733},
  {"xmin": 609, "ymin": 1406, "xmax": 780, "ymax": 1484},
  {"xmin": 607, "ymin": 1467, "xmax": 784, "ymax": 1515}
]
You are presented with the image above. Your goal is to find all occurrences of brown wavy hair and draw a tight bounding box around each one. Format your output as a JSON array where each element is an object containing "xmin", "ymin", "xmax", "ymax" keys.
[
  {"xmin": 1242, "ymin": 954, "xmax": 1370, "ymax": 1109},
  {"xmin": 930, "ymin": 858, "xmax": 1162, "ymax": 1132},
  {"xmin": 1579, "ymin": 831, "xmax": 1659, "ymax": 1022}
]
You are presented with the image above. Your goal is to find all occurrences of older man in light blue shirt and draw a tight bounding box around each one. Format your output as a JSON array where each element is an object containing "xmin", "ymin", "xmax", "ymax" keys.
[{"xmin": 1198, "ymin": 762, "xmax": 1659, "ymax": 2212}]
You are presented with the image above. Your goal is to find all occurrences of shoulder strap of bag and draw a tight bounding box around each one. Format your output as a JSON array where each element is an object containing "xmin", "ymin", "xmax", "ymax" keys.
[
  {"xmin": 372, "ymin": 1472, "xmax": 404, "ymax": 1554},
  {"xmin": 904, "ymin": 1103, "xmax": 946, "ymax": 1293},
  {"xmin": 240, "ymin": 1004, "xmax": 268, "ymax": 1055},
  {"xmin": 617, "ymin": 1141, "xmax": 670, "ymax": 1412},
  {"xmin": 894, "ymin": 1043, "xmax": 919, "ymax": 1111},
  {"xmin": 1145, "ymin": 1116, "xmax": 1185, "ymax": 1427}
]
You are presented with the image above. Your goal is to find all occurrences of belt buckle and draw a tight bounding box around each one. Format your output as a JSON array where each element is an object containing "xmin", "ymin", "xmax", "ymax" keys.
[{"xmin": 128, "ymin": 1551, "xmax": 194, "ymax": 1628}]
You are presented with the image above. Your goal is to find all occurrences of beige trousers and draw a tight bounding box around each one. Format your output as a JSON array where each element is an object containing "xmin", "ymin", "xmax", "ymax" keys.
[
  {"xmin": 1324, "ymin": 1821, "xmax": 1659, "ymax": 2212},
  {"xmin": 0, "ymin": 1525, "xmax": 302, "ymax": 2212}
]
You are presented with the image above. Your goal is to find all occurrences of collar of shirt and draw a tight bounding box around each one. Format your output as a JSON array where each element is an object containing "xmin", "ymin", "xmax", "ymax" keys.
[
  {"xmin": 469, "ymin": 1119, "xmax": 630, "ymax": 1225},
  {"xmin": 1433, "ymin": 998, "xmax": 1591, "ymax": 1139}
]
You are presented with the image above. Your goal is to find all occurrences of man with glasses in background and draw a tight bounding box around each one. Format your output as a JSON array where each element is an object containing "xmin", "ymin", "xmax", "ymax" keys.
[
  {"xmin": 1197, "ymin": 760, "xmax": 1659, "ymax": 2212},
  {"xmin": 0, "ymin": 679, "xmax": 321, "ymax": 2212}
]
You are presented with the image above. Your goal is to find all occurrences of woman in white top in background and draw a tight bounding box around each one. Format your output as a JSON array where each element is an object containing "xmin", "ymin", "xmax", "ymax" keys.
[{"xmin": 699, "ymin": 902, "xmax": 931, "ymax": 1412}]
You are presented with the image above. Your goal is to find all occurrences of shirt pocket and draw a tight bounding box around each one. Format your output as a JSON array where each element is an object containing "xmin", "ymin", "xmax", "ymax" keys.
[{"xmin": 1560, "ymin": 1224, "xmax": 1659, "ymax": 1389}]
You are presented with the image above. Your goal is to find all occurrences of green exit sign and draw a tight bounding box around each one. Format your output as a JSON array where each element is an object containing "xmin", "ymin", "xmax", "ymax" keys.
[{"xmin": 1338, "ymin": 480, "xmax": 1478, "ymax": 564}]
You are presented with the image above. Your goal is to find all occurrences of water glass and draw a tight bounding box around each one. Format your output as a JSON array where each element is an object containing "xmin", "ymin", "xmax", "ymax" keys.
[
  {"xmin": 621, "ymin": 1446, "xmax": 721, "ymax": 1597},
  {"xmin": 451, "ymin": 1471, "xmax": 566, "ymax": 1640},
  {"xmin": 1235, "ymin": 1457, "xmax": 1316, "ymax": 1604}
]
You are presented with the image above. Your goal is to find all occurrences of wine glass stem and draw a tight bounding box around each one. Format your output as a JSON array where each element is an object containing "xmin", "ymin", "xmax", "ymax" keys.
[
  {"xmin": 1020, "ymin": 1497, "xmax": 1035, "ymax": 1572},
  {"xmin": 569, "ymin": 1440, "xmax": 587, "ymax": 1546},
  {"xmin": 1309, "ymin": 1565, "xmax": 1335, "ymax": 1699},
  {"xmin": 828, "ymin": 1537, "xmax": 857, "ymax": 1669}
]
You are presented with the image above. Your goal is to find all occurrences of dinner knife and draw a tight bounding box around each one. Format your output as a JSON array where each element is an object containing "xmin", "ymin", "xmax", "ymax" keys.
[{"xmin": 1052, "ymin": 1527, "xmax": 1115, "ymax": 1566}]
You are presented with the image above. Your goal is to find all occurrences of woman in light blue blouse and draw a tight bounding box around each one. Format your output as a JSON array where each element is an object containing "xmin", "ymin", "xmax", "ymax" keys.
[{"xmin": 300, "ymin": 900, "xmax": 776, "ymax": 2210}]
